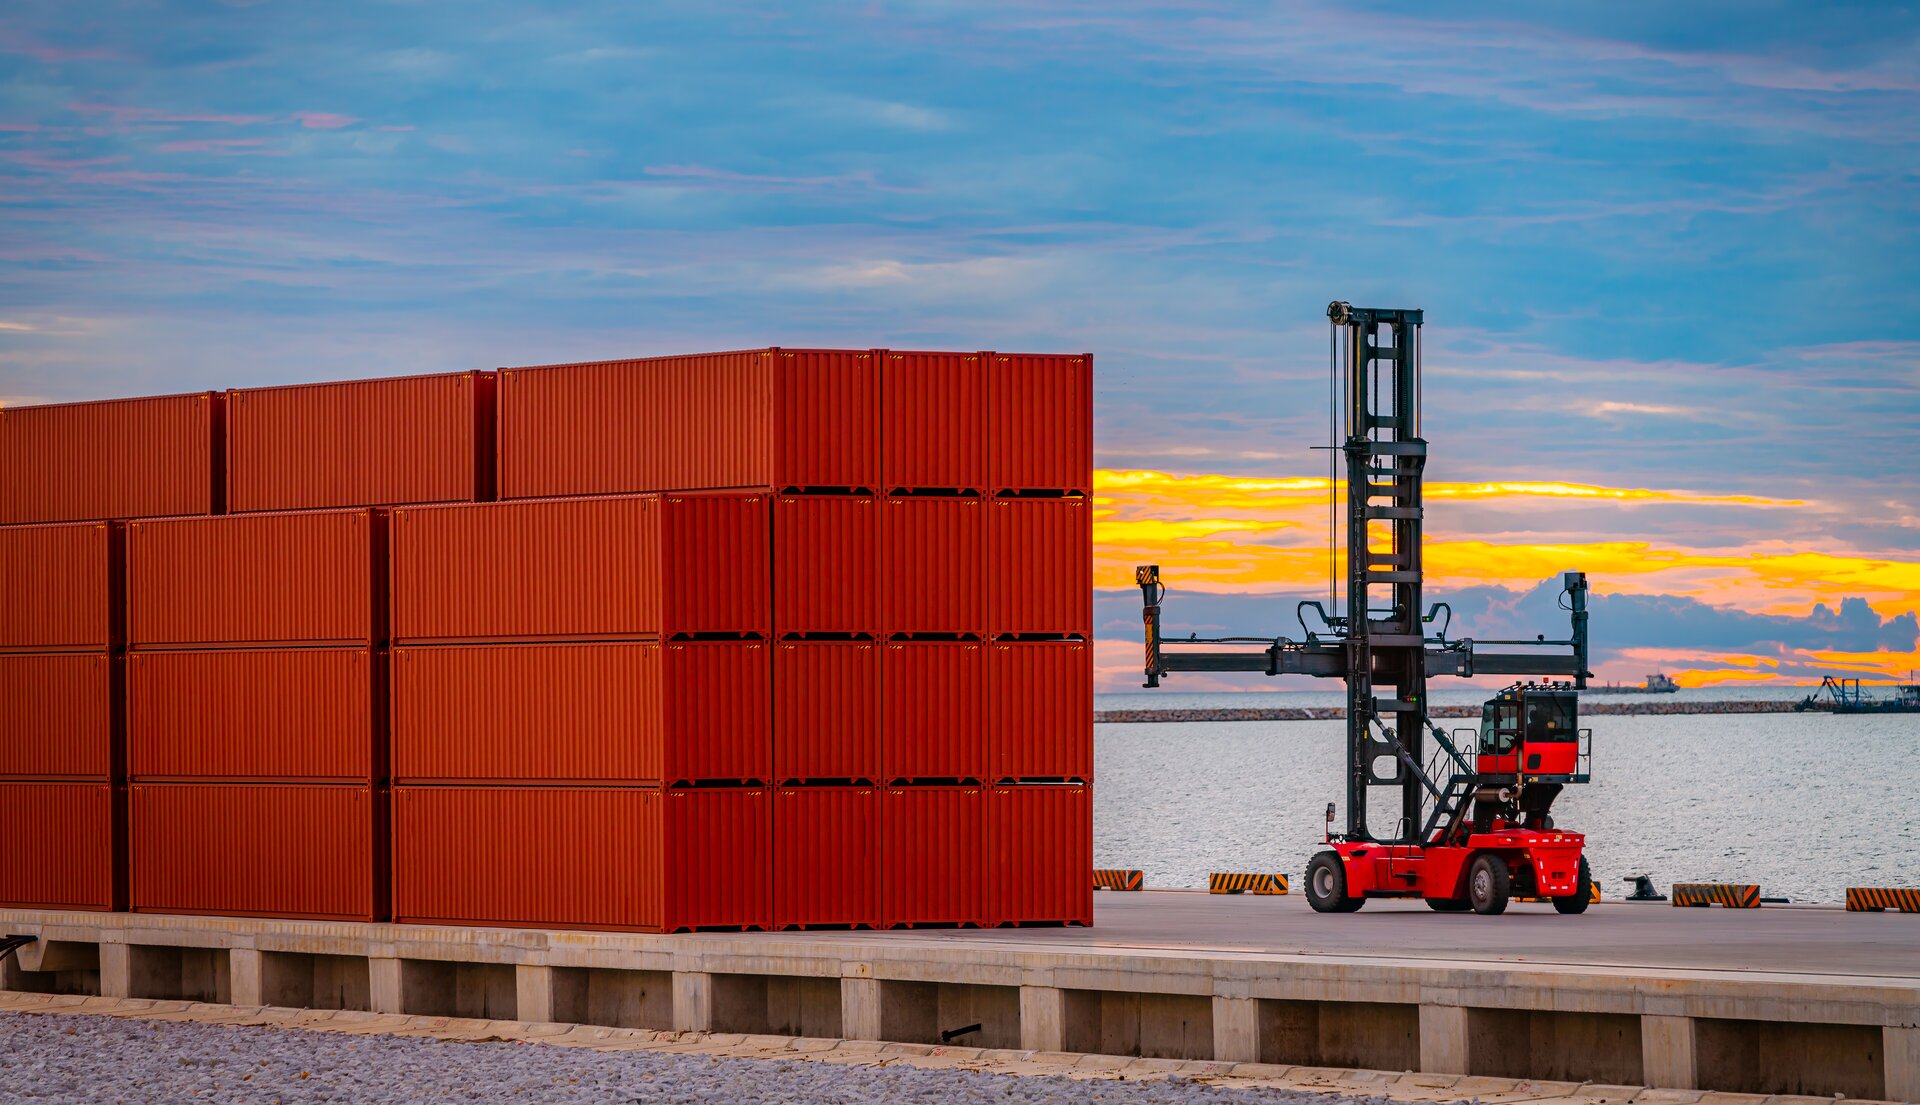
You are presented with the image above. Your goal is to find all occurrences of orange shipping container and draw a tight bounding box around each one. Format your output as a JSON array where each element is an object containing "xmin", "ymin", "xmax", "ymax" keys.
[
  {"xmin": 988, "ymin": 784, "xmax": 1093, "ymax": 926},
  {"xmin": 0, "ymin": 653, "xmax": 116, "ymax": 779},
  {"xmin": 882, "ymin": 641, "xmax": 985, "ymax": 783},
  {"xmin": 130, "ymin": 783, "xmax": 380, "ymax": 920},
  {"xmin": 126, "ymin": 510, "xmax": 383, "ymax": 649},
  {"xmin": 0, "ymin": 392, "xmax": 222, "ymax": 525},
  {"xmin": 882, "ymin": 351, "xmax": 985, "ymax": 492},
  {"xmin": 0, "ymin": 522, "xmax": 119, "ymax": 652},
  {"xmin": 882, "ymin": 786, "xmax": 985, "ymax": 928},
  {"xmin": 227, "ymin": 371, "xmax": 495, "ymax": 512},
  {"xmin": 988, "ymin": 353, "xmax": 1093, "ymax": 493},
  {"xmin": 496, "ymin": 348, "xmax": 879, "ymax": 498},
  {"xmin": 0, "ymin": 782, "xmax": 123, "ymax": 910},
  {"xmin": 989, "ymin": 641, "xmax": 1093, "ymax": 784},
  {"xmin": 392, "ymin": 786, "xmax": 770, "ymax": 932},
  {"xmin": 775, "ymin": 787, "xmax": 879, "ymax": 929},
  {"xmin": 987, "ymin": 496, "xmax": 1091, "ymax": 638},
  {"xmin": 881, "ymin": 496, "xmax": 983, "ymax": 636},
  {"xmin": 127, "ymin": 649, "xmax": 377, "ymax": 781},
  {"xmin": 773, "ymin": 494, "xmax": 878, "ymax": 636},
  {"xmin": 773, "ymin": 640, "xmax": 879, "ymax": 784}
]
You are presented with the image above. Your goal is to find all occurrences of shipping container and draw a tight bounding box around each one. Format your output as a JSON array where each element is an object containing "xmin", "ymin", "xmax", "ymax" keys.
[
  {"xmin": 130, "ymin": 783, "xmax": 380, "ymax": 920},
  {"xmin": 988, "ymin": 641, "xmax": 1093, "ymax": 784},
  {"xmin": 987, "ymin": 353, "xmax": 1093, "ymax": 493},
  {"xmin": 883, "ymin": 641, "xmax": 986, "ymax": 783},
  {"xmin": 125, "ymin": 509, "xmax": 383, "ymax": 649},
  {"xmin": 988, "ymin": 784, "xmax": 1093, "ymax": 926},
  {"xmin": 390, "ymin": 493, "xmax": 768, "ymax": 642},
  {"xmin": 881, "ymin": 351, "xmax": 985, "ymax": 491},
  {"xmin": 0, "ymin": 653, "xmax": 116, "ymax": 779},
  {"xmin": 127, "ymin": 649, "xmax": 377, "ymax": 781},
  {"xmin": 0, "ymin": 522, "xmax": 118, "ymax": 652},
  {"xmin": 882, "ymin": 786, "xmax": 985, "ymax": 928},
  {"xmin": 881, "ymin": 495, "xmax": 983, "ymax": 636},
  {"xmin": 774, "ymin": 786, "xmax": 880, "ymax": 929},
  {"xmin": 773, "ymin": 640, "xmax": 879, "ymax": 783},
  {"xmin": 987, "ymin": 496, "xmax": 1091, "ymax": 639},
  {"xmin": 0, "ymin": 392, "xmax": 222, "ymax": 525},
  {"xmin": 773, "ymin": 494, "xmax": 878, "ymax": 636},
  {"xmin": 392, "ymin": 786, "xmax": 770, "ymax": 932},
  {"xmin": 0, "ymin": 782, "xmax": 123, "ymax": 910},
  {"xmin": 496, "ymin": 348, "xmax": 879, "ymax": 498},
  {"xmin": 227, "ymin": 371, "xmax": 495, "ymax": 512}
]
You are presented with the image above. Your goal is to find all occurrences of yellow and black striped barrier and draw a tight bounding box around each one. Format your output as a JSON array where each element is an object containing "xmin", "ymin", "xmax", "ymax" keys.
[
  {"xmin": 1092, "ymin": 869, "xmax": 1144, "ymax": 892},
  {"xmin": 1208, "ymin": 872, "xmax": 1289, "ymax": 895},
  {"xmin": 1846, "ymin": 887, "xmax": 1920, "ymax": 912},
  {"xmin": 1672, "ymin": 883, "xmax": 1761, "ymax": 908},
  {"xmin": 1519, "ymin": 879, "xmax": 1601, "ymax": 904}
]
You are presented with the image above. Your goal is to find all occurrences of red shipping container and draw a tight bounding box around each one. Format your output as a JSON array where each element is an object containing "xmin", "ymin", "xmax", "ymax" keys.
[
  {"xmin": 127, "ymin": 649, "xmax": 376, "ymax": 781},
  {"xmin": 496, "ymin": 348, "xmax": 879, "ymax": 498},
  {"xmin": 987, "ymin": 496, "xmax": 1091, "ymax": 638},
  {"xmin": 881, "ymin": 350, "xmax": 985, "ymax": 491},
  {"xmin": 883, "ymin": 641, "xmax": 985, "ymax": 782},
  {"xmin": 774, "ymin": 786, "xmax": 879, "ymax": 929},
  {"xmin": 882, "ymin": 786, "xmax": 985, "ymax": 927},
  {"xmin": 0, "ymin": 653, "xmax": 116, "ymax": 779},
  {"xmin": 881, "ymin": 495, "xmax": 983, "ymax": 636},
  {"xmin": 988, "ymin": 353, "xmax": 1093, "ymax": 493},
  {"xmin": 126, "ymin": 510, "xmax": 383, "ymax": 649},
  {"xmin": 0, "ymin": 392, "xmax": 221, "ymax": 525},
  {"xmin": 774, "ymin": 640, "xmax": 879, "ymax": 783},
  {"xmin": 227, "ymin": 371, "xmax": 495, "ymax": 512},
  {"xmin": 989, "ymin": 641, "xmax": 1093, "ymax": 783},
  {"xmin": 130, "ymin": 783, "xmax": 380, "ymax": 920},
  {"xmin": 774, "ymin": 494, "xmax": 878, "ymax": 635},
  {"xmin": 988, "ymin": 784, "xmax": 1093, "ymax": 926},
  {"xmin": 0, "ymin": 522, "xmax": 118, "ymax": 652},
  {"xmin": 0, "ymin": 782, "xmax": 123, "ymax": 910},
  {"xmin": 393, "ymin": 785, "xmax": 770, "ymax": 932}
]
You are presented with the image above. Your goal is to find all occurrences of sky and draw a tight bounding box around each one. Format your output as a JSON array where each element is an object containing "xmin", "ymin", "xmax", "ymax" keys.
[{"xmin": 2, "ymin": 2, "xmax": 1917, "ymax": 693}]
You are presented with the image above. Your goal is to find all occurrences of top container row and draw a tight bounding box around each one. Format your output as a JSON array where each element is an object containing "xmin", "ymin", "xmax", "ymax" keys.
[{"xmin": 0, "ymin": 348, "xmax": 1093, "ymax": 525}]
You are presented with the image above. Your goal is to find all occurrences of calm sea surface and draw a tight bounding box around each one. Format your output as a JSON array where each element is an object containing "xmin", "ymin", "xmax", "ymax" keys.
[{"xmin": 1091, "ymin": 690, "xmax": 1920, "ymax": 903}]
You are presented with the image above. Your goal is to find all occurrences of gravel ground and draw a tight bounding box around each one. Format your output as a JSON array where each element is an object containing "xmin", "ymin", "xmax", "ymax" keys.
[{"xmin": 0, "ymin": 1011, "xmax": 1394, "ymax": 1105}]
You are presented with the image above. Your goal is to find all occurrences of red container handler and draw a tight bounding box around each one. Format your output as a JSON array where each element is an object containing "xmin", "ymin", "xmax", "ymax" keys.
[
  {"xmin": 0, "ymin": 653, "xmax": 117, "ymax": 779},
  {"xmin": 126, "ymin": 509, "xmax": 385, "ymax": 649},
  {"xmin": 392, "ymin": 785, "xmax": 770, "ymax": 932},
  {"xmin": 988, "ymin": 641, "xmax": 1093, "ymax": 784},
  {"xmin": 773, "ymin": 494, "xmax": 878, "ymax": 636},
  {"xmin": 882, "ymin": 786, "xmax": 985, "ymax": 928},
  {"xmin": 0, "ymin": 391, "xmax": 222, "ymax": 525},
  {"xmin": 226, "ymin": 371, "xmax": 495, "ymax": 512},
  {"xmin": 881, "ymin": 495, "xmax": 983, "ymax": 636},
  {"xmin": 0, "ymin": 522, "xmax": 120, "ymax": 652},
  {"xmin": 774, "ymin": 786, "xmax": 880, "ymax": 929},
  {"xmin": 0, "ymin": 782, "xmax": 124, "ymax": 910},
  {"xmin": 988, "ymin": 784, "xmax": 1093, "ymax": 926},
  {"xmin": 881, "ymin": 350, "xmax": 986, "ymax": 492},
  {"xmin": 130, "ymin": 783, "xmax": 381, "ymax": 921},
  {"xmin": 773, "ymin": 640, "xmax": 879, "ymax": 784},
  {"xmin": 127, "ymin": 648, "xmax": 378, "ymax": 782},
  {"xmin": 987, "ymin": 353, "xmax": 1093, "ymax": 494},
  {"xmin": 882, "ymin": 641, "xmax": 985, "ymax": 783},
  {"xmin": 987, "ymin": 496, "xmax": 1091, "ymax": 639},
  {"xmin": 495, "ymin": 348, "xmax": 879, "ymax": 498}
]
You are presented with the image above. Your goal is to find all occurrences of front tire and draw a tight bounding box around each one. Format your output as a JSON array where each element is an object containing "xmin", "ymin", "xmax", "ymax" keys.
[
  {"xmin": 1553, "ymin": 857, "xmax": 1593, "ymax": 915},
  {"xmin": 1306, "ymin": 851, "xmax": 1364, "ymax": 913},
  {"xmin": 1468, "ymin": 853, "xmax": 1511, "ymax": 915}
]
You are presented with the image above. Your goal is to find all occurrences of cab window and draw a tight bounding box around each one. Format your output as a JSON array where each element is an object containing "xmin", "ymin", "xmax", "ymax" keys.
[{"xmin": 1524, "ymin": 693, "xmax": 1577, "ymax": 742}]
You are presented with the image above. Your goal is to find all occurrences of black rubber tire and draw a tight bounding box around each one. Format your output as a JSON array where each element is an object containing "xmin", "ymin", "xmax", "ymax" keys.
[
  {"xmin": 1553, "ymin": 857, "xmax": 1593, "ymax": 915},
  {"xmin": 1426, "ymin": 897, "xmax": 1472, "ymax": 912},
  {"xmin": 1468, "ymin": 853, "xmax": 1512, "ymax": 915},
  {"xmin": 1305, "ymin": 851, "xmax": 1365, "ymax": 913}
]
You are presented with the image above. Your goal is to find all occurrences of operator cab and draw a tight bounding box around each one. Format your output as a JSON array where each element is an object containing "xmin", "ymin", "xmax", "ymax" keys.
[{"xmin": 1476, "ymin": 683, "xmax": 1582, "ymax": 779}]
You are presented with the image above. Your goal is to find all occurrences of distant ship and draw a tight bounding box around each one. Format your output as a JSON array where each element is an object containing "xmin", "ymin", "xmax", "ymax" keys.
[
  {"xmin": 1795, "ymin": 676, "xmax": 1920, "ymax": 714},
  {"xmin": 1584, "ymin": 673, "xmax": 1679, "ymax": 695}
]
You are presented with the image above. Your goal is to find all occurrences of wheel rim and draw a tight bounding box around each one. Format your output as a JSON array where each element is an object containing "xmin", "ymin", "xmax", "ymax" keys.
[
  {"xmin": 1472, "ymin": 867, "xmax": 1490, "ymax": 900},
  {"xmin": 1313, "ymin": 866, "xmax": 1335, "ymax": 898}
]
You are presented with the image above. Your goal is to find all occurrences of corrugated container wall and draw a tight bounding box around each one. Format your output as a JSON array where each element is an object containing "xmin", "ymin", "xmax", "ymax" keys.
[
  {"xmin": 881, "ymin": 496, "xmax": 983, "ymax": 636},
  {"xmin": 131, "ymin": 783, "xmax": 378, "ymax": 920},
  {"xmin": 773, "ymin": 495, "xmax": 877, "ymax": 636},
  {"xmin": 227, "ymin": 371, "xmax": 495, "ymax": 512},
  {"xmin": 127, "ymin": 649, "xmax": 377, "ymax": 781},
  {"xmin": 987, "ymin": 496, "xmax": 1092, "ymax": 638},
  {"xmin": 773, "ymin": 641, "xmax": 879, "ymax": 784},
  {"xmin": 0, "ymin": 782, "xmax": 123, "ymax": 910},
  {"xmin": 0, "ymin": 653, "xmax": 116, "ymax": 779},
  {"xmin": 771, "ymin": 349, "xmax": 880, "ymax": 491},
  {"xmin": 989, "ymin": 785, "xmax": 1093, "ymax": 926},
  {"xmin": 125, "ymin": 510, "xmax": 383, "ymax": 649},
  {"xmin": 987, "ymin": 354, "xmax": 1093, "ymax": 493},
  {"xmin": 882, "ymin": 786, "xmax": 985, "ymax": 928},
  {"xmin": 883, "ymin": 641, "xmax": 986, "ymax": 783},
  {"xmin": 0, "ymin": 522, "xmax": 119, "ymax": 652},
  {"xmin": 0, "ymin": 392, "xmax": 222, "ymax": 525},
  {"xmin": 774, "ymin": 787, "xmax": 879, "ymax": 929},
  {"xmin": 989, "ymin": 641, "xmax": 1093, "ymax": 783},
  {"xmin": 882, "ymin": 351, "xmax": 985, "ymax": 492}
]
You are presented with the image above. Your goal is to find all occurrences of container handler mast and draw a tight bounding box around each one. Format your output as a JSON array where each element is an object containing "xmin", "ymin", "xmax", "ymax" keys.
[{"xmin": 1136, "ymin": 302, "xmax": 1595, "ymax": 915}]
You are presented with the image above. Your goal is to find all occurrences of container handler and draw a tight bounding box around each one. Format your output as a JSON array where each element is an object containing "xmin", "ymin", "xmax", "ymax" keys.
[{"xmin": 1136, "ymin": 302, "xmax": 1594, "ymax": 915}]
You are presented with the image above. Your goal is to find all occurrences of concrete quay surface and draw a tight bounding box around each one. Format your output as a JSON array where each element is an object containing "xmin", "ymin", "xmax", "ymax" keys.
[{"xmin": 4, "ymin": 893, "xmax": 1917, "ymax": 1102}]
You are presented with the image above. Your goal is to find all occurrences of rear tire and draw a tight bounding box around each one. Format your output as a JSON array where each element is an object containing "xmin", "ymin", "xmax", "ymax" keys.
[
  {"xmin": 1306, "ymin": 851, "xmax": 1365, "ymax": 913},
  {"xmin": 1468, "ymin": 853, "xmax": 1511, "ymax": 915},
  {"xmin": 1426, "ymin": 897, "xmax": 1471, "ymax": 912},
  {"xmin": 1553, "ymin": 857, "xmax": 1593, "ymax": 915}
]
